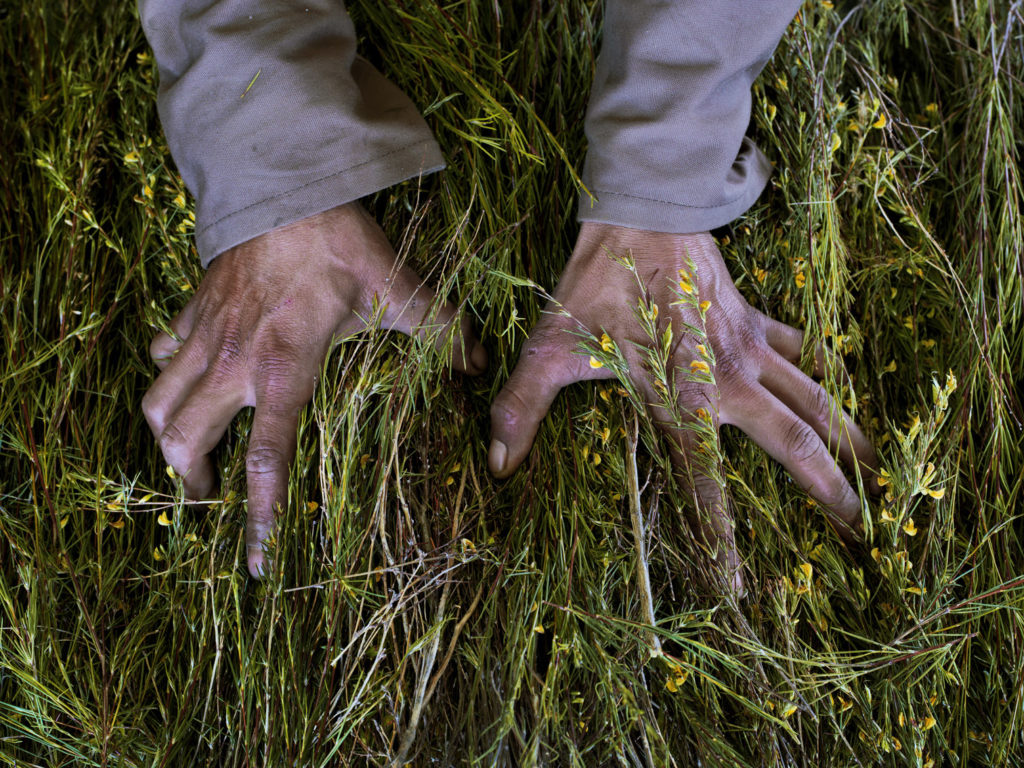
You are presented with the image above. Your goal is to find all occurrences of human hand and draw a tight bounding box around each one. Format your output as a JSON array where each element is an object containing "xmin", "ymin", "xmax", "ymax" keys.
[
  {"xmin": 142, "ymin": 202, "xmax": 486, "ymax": 577},
  {"xmin": 488, "ymin": 223, "xmax": 878, "ymax": 590}
]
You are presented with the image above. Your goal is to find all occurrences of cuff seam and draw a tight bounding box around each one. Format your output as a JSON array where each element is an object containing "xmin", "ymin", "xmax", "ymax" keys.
[{"xmin": 585, "ymin": 186, "xmax": 755, "ymax": 211}]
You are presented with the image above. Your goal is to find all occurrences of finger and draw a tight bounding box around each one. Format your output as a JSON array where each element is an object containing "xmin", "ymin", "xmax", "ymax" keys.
[
  {"xmin": 639, "ymin": 374, "xmax": 743, "ymax": 594},
  {"xmin": 142, "ymin": 338, "xmax": 208, "ymax": 448},
  {"xmin": 377, "ymin": 266, "xmax": 486, "ymax": 375},
  {"xmin": 759, "ymin": 348, "xmax": 881, "ymax": 493},
  {"xmin": 150, "ymin": 296, "xmax": 201, "ymax": 370},
  {"xmin": 154, "ymin": 371, "xmax": 248, "ymax": 500},
  {"xmin": 489, "ymin": 313, "xmax": 612, "ymax": 478},
  {"xmin": 245, "ymin": 373, "xmax": 313, "ymax": 578},
  {"xmin": 667, "ymin": 436, "xmax": 744, "ymax": 595},
  {"xmin": 731, "ymin": 387, "xmax": 863, "ymax": 544},
  {"xmin": 762, "ymin": 316, "xmax": 829, "ymax": 378}
]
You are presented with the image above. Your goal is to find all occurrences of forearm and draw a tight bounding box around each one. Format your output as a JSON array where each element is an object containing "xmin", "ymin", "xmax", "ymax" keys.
[
  {"xmin": 138, "ymin": 0, "xmax": 444, "ymax": 265},
  {"xmin": 579, "ymin": 0, "xmax": 801, "ymax": 234}
]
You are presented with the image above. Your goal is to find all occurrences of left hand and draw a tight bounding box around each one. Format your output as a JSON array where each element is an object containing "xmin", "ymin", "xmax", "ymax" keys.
[
  {"xmin": 142, "ymin": 203, "xmax": 485, "ymax": 576},
  {"xmin": 488, "ymin": 223, "xmax": 878, "ymax": 591}
]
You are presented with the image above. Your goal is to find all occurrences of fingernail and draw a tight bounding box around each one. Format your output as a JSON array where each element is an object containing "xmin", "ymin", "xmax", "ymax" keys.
[
  {"xmin": 489, "ymin": 440, "xmax": 507, "ymax": 474},
  {"xmin": 470, "ymin": 341, "xmax": 488, "ymax": 372},
  {"xmin": 247, "ymin": 546, "xmax": 266, "ymax": 579}
]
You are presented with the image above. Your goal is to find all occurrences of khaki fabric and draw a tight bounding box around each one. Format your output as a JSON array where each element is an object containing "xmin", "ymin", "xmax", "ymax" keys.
[
  {"xmin": 138, "ymin": 0, "xmax": 799, "ymax": 265},
  {"xmin": 139, "ymin": 0, "xmax": 444, "ymax": 266},
  {"xmin": 579, "ymin": 0, "xmax": 801, "ymax": 233}
]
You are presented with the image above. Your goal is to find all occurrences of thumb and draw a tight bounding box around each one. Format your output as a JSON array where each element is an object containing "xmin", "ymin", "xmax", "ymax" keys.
[{"xmin": 489, "ymin": 314, "xmax": 611, "ymax": 478}]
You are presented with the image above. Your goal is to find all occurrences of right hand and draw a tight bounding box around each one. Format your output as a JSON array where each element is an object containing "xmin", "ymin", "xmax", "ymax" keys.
[
  {"xmin": 489, "ymin": 223, "xmax": 878, "ymax": 592},
  {"xmin": 142, "ymin": 202, "xmax": 486, "ymax": 577}
]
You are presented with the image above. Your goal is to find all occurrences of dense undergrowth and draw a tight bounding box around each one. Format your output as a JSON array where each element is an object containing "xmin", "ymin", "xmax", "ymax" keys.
[{"xmin": 1, "ymin": 1, "xmax": 1023, "ymax": 765}]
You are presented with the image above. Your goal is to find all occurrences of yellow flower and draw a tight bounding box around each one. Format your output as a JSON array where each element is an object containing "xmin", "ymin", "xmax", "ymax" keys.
[
  {"xmin": 665, "ymin": 677, "xmax": 678, "ymax": 692},
  {"xmin": 696, "ymin": 343, "xmax": 708, "ymax": 358},
  {"xmin": 905, "ymin": 586, "xmax": 924, "ymax": 596},
  {"xmin": 877, "ymin": 468, "xmax": 890, "ymax": 486},
  {"xmin": 794, "ymin": 272, "xmax": 806, "ymax": 288},
  {"xmin": 903, "ymin": 518, "xmax": 917, "ymax": 536},
  {"xmin": 123, "ymin": 150, "xmax": 140, "ymax": 164},
  {"xmin": 926, "ymin": 487, "xmax": 945, "ymax": 500},
  {"xmin": 898, "ymin": 712, "xmax": 906, "ymax": 727},
  {"xmin": 799, "ymin": 563, "xmax": 813, "ymax": 582},
  {"xmin": 306, "ymin": 501, "xmax": 319, "ymax": 514},
  {"xmin": 533, "ymin": 624, "xmax": 545, "ymax": 634},
  {"xmin": 153, "ymin": 547, "xmax": 165, "ymax": 561},
  {"xmin": 753, "ymin": 266, "xmax": 768, "ymax": 283},
  {"xmin": 830, "ymin": 133, "xmax": 842, "ymax": 153},
  {"xmin": 109, "ymin": 518, "xmax": 125, "ymax": 530},
  {"xmin": 166, "ymin": 465, "xmax": 176, "ymax": 479},
  {"xmin": 766, "ymin": 103, "xmax": 777, "ymax": 121},
  {"xmin": 870, "ymin": 547, "xmax": 881, "ymax": 562},
  {"xmin": 922, "ymin": 716, "xmax": 936, "ymax": 730},
  {"xmin": 880, "ymin": 508, "xmax": 896, "ymax": 522},
  {"xmin": 589, "ymin": 356, "xmax": 604, "ymax": 369},
  {"xmin": 694, "ymin": 407, "xmax": 710, "ymax": 422},
  {"xmin": 690, "ymin": 360, "xmax": 710, "ymax": 374},
  {"xmin": 924, "ymin": 102, "xmax": 938, "ymax": 113},
  {"xmin": 600, "ymin": 333, "xmax": 614, "ymax": 353},
  {"xmin": 173, "ymin": 192, "xmax": 186, "ymax": 208},
  {"xmin": 838, "ymin": 696, "xmax": 853, "ymax": 712},
  {"xmin": 781, "ymin": 703, "xmax": 798, "ymax": 718},
  {"xmin": 873, "ymin": 113, "xmax": 888, "ymax": 129},
  {"xmin": 142, "ymin": 184, "xmax": 154, "ymax": 199},
  {"xmin": 699, "ymin": 300, "xmax": 711, "ymax": 314},
  {"xmin": 677, "ymin": 271, "xmax": 694, "ymax": 294},
  {"xmin": 157, "ymin": 511, "xmax": 174, "ymax": 526},
  {"xmin": 882, "ymin": 360, "xmax": 897, "ymax": 373},
  {"xmin": 776, "ymin": 75, "xmax": 788, "ymax": 92}
]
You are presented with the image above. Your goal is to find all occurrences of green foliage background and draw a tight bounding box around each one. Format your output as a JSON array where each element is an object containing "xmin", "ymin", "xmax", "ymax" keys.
[{"xmin": 1, "ymin": 1, "xmax": 1023, "ymax": 765}]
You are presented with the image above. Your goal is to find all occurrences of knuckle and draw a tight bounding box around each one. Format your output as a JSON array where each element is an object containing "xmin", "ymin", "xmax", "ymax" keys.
[
  {"xmin": 213, "ymin": 333, "xmax": 245, "ymax": 369},
  {"xmin": 490, "ymin": 390, "xmax": 528, "ymax": 429},
  {"xmin": 141, "ymin": 390, "xmax": 166, "ymax": 429},
  {"xmin": 523, "ymin": 317, "xmax": 577, "ymax": 357},
  {"xmin": 246, "ymin": 443, "xmax": 286, "ymax": 477},
  {"xmin": 783, "ymin": 420, "xmax": 822, "ymax": 466},
  {"xmin": 816, "ymin": 474, "xmax": 854, "ymax": 511},
  {"xmin": 806, "ymin": 384, "xmax": 833, "ymax": 421},
  {"xmin": 158, "ymin": 422, "xmax": 194, "ymax": 466}
]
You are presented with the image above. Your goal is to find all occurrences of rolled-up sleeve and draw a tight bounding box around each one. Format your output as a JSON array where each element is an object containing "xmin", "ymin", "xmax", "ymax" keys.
[
  {"xmin": 578, "ymin": 0, "xmax": 801, "ymax": 234},
  {"xmin": 138, "ymin": 0, "xmax": 445, "ymax": 266}
]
